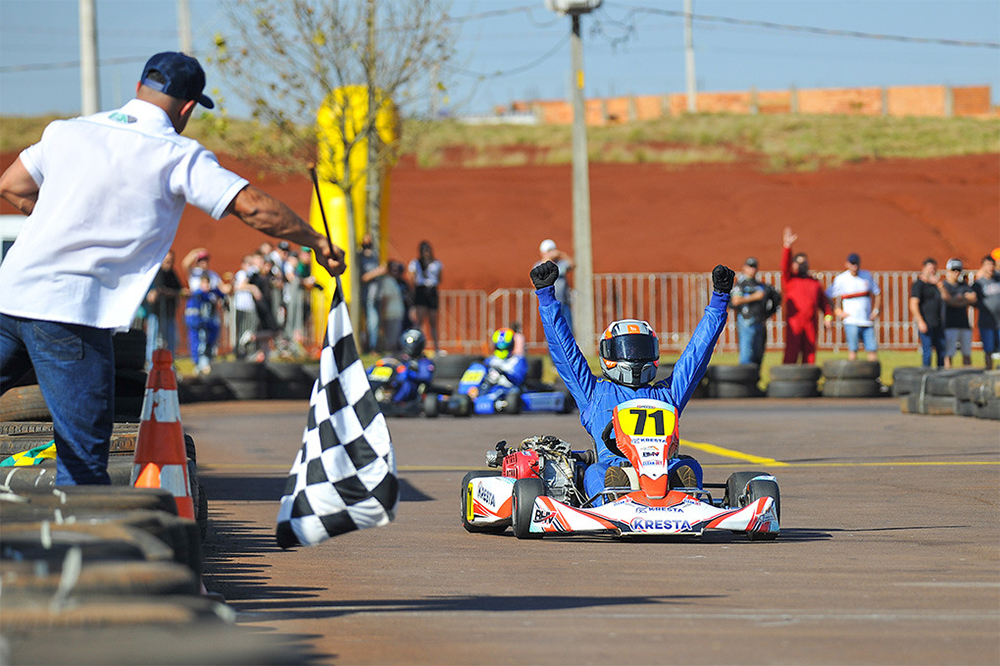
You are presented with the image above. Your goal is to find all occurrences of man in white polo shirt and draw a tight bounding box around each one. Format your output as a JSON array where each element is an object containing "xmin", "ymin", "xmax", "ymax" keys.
[
  {"xmin": 826, "ymin": 252, "xmax": 881, "ymax": 362},
  {"xmin": 0, "ymin": 52, "xmax": 345, "ymax": 485}
]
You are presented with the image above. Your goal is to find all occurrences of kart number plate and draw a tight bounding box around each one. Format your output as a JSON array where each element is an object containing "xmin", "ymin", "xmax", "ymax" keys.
[
  {"xmin": 370, "ymin": 366, "xmax": 394, "ymax": 381},
  {"xmin": 616, "ymin": 406, "xmax": 676, "ymax": 438},
  {"xmin": 461, "ymin": 368, "xmax": 485, "ymax": 384}
]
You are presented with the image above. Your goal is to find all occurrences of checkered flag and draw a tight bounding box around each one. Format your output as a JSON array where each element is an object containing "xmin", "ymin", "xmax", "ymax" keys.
[{"xmin": 276, "ymin": 279, "xmax": 398, "ymax": 548}]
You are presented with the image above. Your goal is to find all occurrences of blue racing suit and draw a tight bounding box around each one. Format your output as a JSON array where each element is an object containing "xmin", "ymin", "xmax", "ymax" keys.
[
  {"xmin": 392, "ymin": 357, "xmax": 436, "ymax": 403},
  {"xmin": 535, "ymin": 285, "xmax": 729, "ymax": 502}
]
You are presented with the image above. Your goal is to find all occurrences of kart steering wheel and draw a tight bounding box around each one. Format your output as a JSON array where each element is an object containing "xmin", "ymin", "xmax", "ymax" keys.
[{"xmin": 601, "ymin": 420, "xmax": 626, "ymax": 458}]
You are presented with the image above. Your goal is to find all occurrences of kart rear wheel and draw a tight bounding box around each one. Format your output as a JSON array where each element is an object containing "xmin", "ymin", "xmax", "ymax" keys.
[
  {"xmin": 511, "ymin": 478, "xmax": 545, "ymax": 540},
  {"xmin": 505, "ymin": 390, "xmax": 522, "ymax": 415},
  {"xmin": 422, "ymin": 394, "xmax": 439, "ymax": 418},
  {"xmin": 745, "ymin": 478, "xmax": 781, "ymax": 541},
  {"xmin": 455, "ymin": 395, "xmax": 473, "ymax": 417},
  {"xmin": 560, "ymin": 391, "xmax": 576, "ymax": 414},
  {"xmin": 461, "ymin": 471, "xmax": 509, "ymax": 534}
]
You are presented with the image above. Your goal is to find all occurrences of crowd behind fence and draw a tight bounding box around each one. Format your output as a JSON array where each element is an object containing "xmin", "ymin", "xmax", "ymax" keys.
[
  {"xmin": 438, "ymin": 270, "xmax": 984, "ymax": 357},
  {"xmin": 155, "ymin": 269, "xmax": 982, "ymax": 360}
]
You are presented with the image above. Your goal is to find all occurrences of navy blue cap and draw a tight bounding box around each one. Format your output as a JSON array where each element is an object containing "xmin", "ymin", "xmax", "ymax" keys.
[
  {"xmin": 140, "ymin": 52, "xmax": 214, "ymax": 109},
  {"xmin": 847, "ymin": 253, "xmax": 861, "ymax": 265}
]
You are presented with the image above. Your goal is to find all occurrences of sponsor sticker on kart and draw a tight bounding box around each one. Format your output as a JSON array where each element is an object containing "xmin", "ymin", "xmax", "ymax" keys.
[
  {"xmin": 628, "ymin": 517, "xmax": 693, "ymax": 532},
  {"xmin": 460, "ymin": 368, "xmax": 485, "ymax": 384}
]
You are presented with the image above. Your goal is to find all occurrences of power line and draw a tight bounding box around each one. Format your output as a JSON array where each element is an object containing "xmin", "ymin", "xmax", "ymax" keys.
[
  {"xmin": 444, "ymin": 33, "xmax": 570, "ymax": 80},
  {"xmin": 613, "ymin": 4, "xmax": 1000, "ymax": 49}
]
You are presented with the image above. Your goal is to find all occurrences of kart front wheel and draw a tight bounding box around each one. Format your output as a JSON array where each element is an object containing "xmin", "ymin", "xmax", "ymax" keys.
[
  {"xmin": 724, "ymin": 471, "xmax": 772, "ymax": 511},
  {"xmin": 745, "ymin": 478, "xmax": 780, "ymax": 541},
  {"xmin": 511, "ymin": 477, "xmax": 545, "ymax": 540},
  {"xmin": 461, "ymin": 471, "xmax": 509, "ymax": 534},
  {"xmin": 422, "ymin": 393, "xmax": 439, "ymax": 418}
]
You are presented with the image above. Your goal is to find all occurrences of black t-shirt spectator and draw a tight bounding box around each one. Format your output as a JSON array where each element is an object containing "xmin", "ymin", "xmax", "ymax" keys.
[
  {"xmin": 942, "ymin": 281, "xmax": 972, "ymax": 329},
  {"xmin": 909, "ymin": 279, "xmax": 943, "ymax": 328},
  {"xmin": 149, "ymin": 267, "xmax": 183, "ymax": 318}
]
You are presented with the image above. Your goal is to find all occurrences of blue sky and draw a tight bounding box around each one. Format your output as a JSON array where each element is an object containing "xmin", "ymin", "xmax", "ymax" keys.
[{"xmin": 1, "ymin": 0, "xmax": 997, "ymax": 118}]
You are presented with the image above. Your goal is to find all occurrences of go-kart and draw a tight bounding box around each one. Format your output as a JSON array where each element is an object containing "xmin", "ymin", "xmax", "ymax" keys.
[
  {"xmin": 461, "ymin": 397, "xmax": 780, "ymax": 540},
  {"xmin": 366, "ymin": 357, "xmax": 471, "ymax": 418},
  {"xmin": 456, "ymin": 360, "xmax": 575, "ymax": 416}
]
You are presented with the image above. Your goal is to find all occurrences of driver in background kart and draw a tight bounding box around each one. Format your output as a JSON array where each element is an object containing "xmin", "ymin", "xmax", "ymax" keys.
[
  {"xmin": 531, "ymin": 260, "xmax": 734, "ymax": 504},
  {"xmin": 390, "ymin": 328, "xmax": 435, "ymax": 403},
  {"xmin": 480, "ymin": 327, "xmax": 529, "ymax": 392}
]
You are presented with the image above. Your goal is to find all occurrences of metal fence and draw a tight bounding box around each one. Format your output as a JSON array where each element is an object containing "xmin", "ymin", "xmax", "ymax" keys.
[{"xmin": 439, "ymin": 270, "xmax": 982, "ymax": 356}]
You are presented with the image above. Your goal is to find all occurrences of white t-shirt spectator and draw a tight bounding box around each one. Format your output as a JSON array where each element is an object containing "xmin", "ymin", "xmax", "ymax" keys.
[
  {"xmin": 0, "ymin": 99, "xmax": 248, "ymax": 329},
  {"xmin": 827, "ymin": 269, "xmax": 880, "ymax": 326}
]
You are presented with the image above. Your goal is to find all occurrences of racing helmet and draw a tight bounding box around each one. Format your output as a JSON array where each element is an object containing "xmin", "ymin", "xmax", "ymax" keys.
[
  {"xmin": 492, "ymin": 328, "xmax": 515, "ymax": 360},
  {"xmin": 599, "ymin": 319, "xmax": 659, "ymax": 387},
  {"xmin": 399, "ymin": 328, "xmax": 426, "ymax": 358}
]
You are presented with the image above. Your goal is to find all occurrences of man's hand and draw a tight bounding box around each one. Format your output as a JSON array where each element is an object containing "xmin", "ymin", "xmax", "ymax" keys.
[
  {"xmin": 783, "ymin": 226, "xmax": 797, "ymax": 249},
  {"xmin": 530, "ymin": 261, "xmax": 559, "ymax": 289},
  {"xmin": 712, "ymin": 264, "xmax": 735, "ymax": 293}
]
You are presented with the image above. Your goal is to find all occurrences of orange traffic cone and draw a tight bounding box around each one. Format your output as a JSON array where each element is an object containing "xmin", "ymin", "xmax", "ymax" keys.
[{"xmin": 132, "ymin": 349, "xmax": 195, "ymax": 520}]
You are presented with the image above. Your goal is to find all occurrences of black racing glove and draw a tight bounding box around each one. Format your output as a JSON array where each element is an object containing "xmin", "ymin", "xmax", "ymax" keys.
[
  {"xmin": 530, "ymin": 261, "xmax": 559, "ymax": 290},
  {"xmin": 712, "ymin": 264, "xmax": 735, "ymax": 294}
]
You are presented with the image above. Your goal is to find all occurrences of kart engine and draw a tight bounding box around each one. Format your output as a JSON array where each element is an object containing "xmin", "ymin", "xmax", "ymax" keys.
[{"xmin": 488, "ymin": 435, "xmax": 580, "ymax": 505}]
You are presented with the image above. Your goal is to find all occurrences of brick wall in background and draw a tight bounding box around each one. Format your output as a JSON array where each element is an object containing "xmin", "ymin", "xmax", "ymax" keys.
[{"xmin": 519, "ymin": 84, "xmax": 994, "ymax": 126}]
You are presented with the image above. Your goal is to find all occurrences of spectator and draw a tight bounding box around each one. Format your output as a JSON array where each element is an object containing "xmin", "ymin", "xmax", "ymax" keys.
[
  {"xmin": 827, "ymin": 253, "xmax": 881, "ymax": 362},
  {"xmin": 182, "ymin": 247, "xmax": 226, "ymax": 292},
  {"xmin": 939, "ymin": 258, "xmax": 976, "ymax": 368},
  {"xmin": 184, "ymin": 274, "xmax": 225, "ymax": 374},
  {"xmin": 380, "ymin": 262, "xmax": 407, "ymax": 352},
  {"xmin": 536, "ymin": 239, "xmax": 575, "ymax": 332},
  {"xmin": 0, "ymin": 51, "xmax": 344, "ymax": 486},
  {"xmin": 390, "ymin": 259, "xmax": 414, "ymax": 333},
  {"xmin": 144, "ymin": 249, "xmax": 184, "ymax": 367},
  {"xmin": 358, "ymin": 233, "xmax": 385, "ymax": 353},
  {"xmin": 296, "ymin": 247, "xmax": 319, "ymax": 343},
  {"xmin": 972, "ymin": 255, "xmax": 1000, "ymax": 369},
  {"xmin": 409, "ymin": 240, "xmax": 443, "ymax": 355},
  {"xmin": 781, "ymin": 227, "xmax": 833, "ymax": 364},
  {"xmin": 232, "ymin": 254, "xmax": 262, "ymax": 358},
  {"xmin": 729, "ymin": 257, "xmax": 779, "ymax": 366},
  {"xmin": 908, "ymin": 257, "xmax": 945, "ymax": 368},
  {"xmin": 510, "ymin": 321, "xmax": 526, "ymax": 357}
]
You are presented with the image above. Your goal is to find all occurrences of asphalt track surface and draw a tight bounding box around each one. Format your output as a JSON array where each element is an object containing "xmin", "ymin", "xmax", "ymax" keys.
[{"xmin": 185, "ymin": 398, "xmax": 1000, "ymax": 666}]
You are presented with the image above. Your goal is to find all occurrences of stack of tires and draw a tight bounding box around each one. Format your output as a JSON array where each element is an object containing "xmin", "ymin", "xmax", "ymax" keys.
[
  {"xmin": 966, "ymin": 371, "xmax": 1000, "ymax": 420},
  {"xmin": 897, "ymin": 367, "xmax": 1000, "ymax": 419},
  {"xmin": 766, "ymin": 365, "xmax": 821, "ymax": 398},
  {"xmin": 706, "ymin": 364, "xmax": 762, "ymax": 398},
  {"xmin": 821, "ymin": 360, "xmax": 883, "ymax": 398}
]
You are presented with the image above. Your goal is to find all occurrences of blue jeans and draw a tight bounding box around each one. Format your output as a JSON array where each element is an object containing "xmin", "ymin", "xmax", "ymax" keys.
[
  {"xmin": 366, "ymin": 298, "xmax": 380, "ymax": 351},
  {"xmin": 1, "ymin": 315, "xmax": 114, "ymax": 484},
  {"xmin": 844, "ymin": 324, "xmax": 877, "ymax": 352},
  {"xmin": 918, "ymin": 326, "xmax": 946, "ymax": 367},
  {"xmin": 145, "ymin": 313, "xmax": 177, "ymax": 366},
  {"xmin": 737, "ymin": 317, "xmax": 765, "ymax": 365}
]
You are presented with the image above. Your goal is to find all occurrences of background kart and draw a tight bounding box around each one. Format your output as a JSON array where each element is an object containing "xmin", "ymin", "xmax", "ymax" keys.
[
  {"xmin": 461, "ymin": 399, "xmax": 780, "ymax": 540},
  {"xmin": 366, "ymin": 357, "xmax": 471, "ymax": 418},
  {"xmin": 456, "ymin": 360, "xmax": 575, "ymax": 415}
]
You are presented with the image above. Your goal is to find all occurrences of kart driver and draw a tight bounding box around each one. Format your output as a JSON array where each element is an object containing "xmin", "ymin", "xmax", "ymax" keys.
[
  {"xmin": 530, "ymin": 261, "xmax": 734, "ymax": 504},
  {"xmin": 390, "ymin": 328, "xmax": 435, "ymax": 403},
  {"xmin": 482, "ymin": 327, "xmax": 529, "ymax": 391}
]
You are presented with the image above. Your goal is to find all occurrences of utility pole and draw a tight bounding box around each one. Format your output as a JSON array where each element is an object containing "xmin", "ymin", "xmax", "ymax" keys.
[
  {"xmin": 546, "ymin": 0, "xmax": 600, "ymax": 354},
  {"xmin": 684, "ymin": 0, "xmax": 697, "ymax": 112},
  {"xmin": 79, "ymin": 0, "xmax": 100, "ymax": 115},
  {"xmin": 178, "ymin": 0, "xmax": 193, "ymax": 54}
]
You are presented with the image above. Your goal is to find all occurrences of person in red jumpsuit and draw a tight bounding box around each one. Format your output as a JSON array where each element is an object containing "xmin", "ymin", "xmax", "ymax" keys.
[{"xmin": 782, "ymin": 227, "xmax": 833, "ymax": 364}]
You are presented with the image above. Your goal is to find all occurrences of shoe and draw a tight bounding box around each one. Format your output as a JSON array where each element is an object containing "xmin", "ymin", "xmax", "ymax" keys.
[
  {"xmin": 604, "ymin": 466, "xmax": 630, "ymax": 490},
  {"xmin": 675, "ymin": 464, "xmax": 698, "ymax": 489}
]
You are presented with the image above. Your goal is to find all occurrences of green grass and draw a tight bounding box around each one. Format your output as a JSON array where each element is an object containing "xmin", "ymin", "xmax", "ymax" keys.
[{"xmin": 4, "ymin": 112, "xmax": 996, "ymax": 172}]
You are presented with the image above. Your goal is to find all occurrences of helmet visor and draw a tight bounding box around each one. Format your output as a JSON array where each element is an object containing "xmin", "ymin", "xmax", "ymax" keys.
[{"xmin": 600, "ymin": 334, "xmax": 658, "ymax": 362}]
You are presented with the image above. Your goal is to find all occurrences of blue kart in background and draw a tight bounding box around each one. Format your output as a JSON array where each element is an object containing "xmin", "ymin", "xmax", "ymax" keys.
[{"xmin": 455, "ymin": 359, "xmax": 575, "ymax": 415}]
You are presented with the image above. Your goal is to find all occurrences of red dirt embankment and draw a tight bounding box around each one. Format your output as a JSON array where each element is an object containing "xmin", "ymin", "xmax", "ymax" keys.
[{"xmin": 2, "ymin": 150, "xmax": 997, "ymax": 290}]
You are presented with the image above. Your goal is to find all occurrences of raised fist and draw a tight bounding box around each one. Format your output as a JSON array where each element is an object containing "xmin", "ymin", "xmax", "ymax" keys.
[
  {"xmin": 712, "ymin": 264, "xmax": 735, "ymax": 294},
  {"xmin": 530, "ymin": 261, "xmax": 559, "ymax": 289}
]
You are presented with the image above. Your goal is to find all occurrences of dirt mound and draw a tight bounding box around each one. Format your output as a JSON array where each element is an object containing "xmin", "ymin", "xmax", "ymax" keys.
[{"xmin": 2, "ymin": 150, "xmax": 996, "ymax": 290}]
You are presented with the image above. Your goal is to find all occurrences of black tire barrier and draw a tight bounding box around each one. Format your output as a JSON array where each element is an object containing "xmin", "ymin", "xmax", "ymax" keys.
[
  {"xmin": 976, "ymin": 399, "xmax": 1000, "ymax": 420},
  {"xmin": 0, "ymin": 594, "xmax": 232, "ymax": 632},
  {"xmin": 891, "ymin": 367, "xmax": 937, "ymax": 397},
  {"xmin": 904, "ymin": 393, "xmax": 959, "ymax": 416},
  {"xmin": 429, "ymin": 353, "xmax": 481, "ymax": 381},
  {"xmin": 708, "ymin": 381, "xmax": 762, "ymax": 399},
  {"xmin": 956, "ymin": 400, "xmax": 977, "ymax": 417},
  {"xmin": 0, "ymin": 384, "xmax": 50, "ymax": 422},
  {"xmin": 822, "ymin": 359, "xmax": 881, "ymax": 380},
  {"xmin": 925, "ymin": 369, "xmax": 984, "ymax": 397},
  {"xmin": 766, "ymin": 379, "xmax": 819, "ymax": 398},
  {"xmin": 822, "ymin": 378, "xmax": 882, "ymax": 398},
  {"xmin": 526, "ymin": 356, "xmax": 544, "ymax": 381},
  {"xmin": 706, "ymin": 364, "xmax": 760, "ymax": 384},
  {"xmin": 1, "ymin": 456, "xmax": 136, "ymax": 491},
  {"xmin": 0, "ymin": 560, "xmax": 199, "ymax": 597},
  {"xmin": 6, "ymin": 486, "xmax": 179, "ymax": 516},
  {"xmin": 112, "ymin": 329, "xmax": 147, "ymax": 371},
  {"xmin": 770, "ymin": 365, "xmax": 822, "ymax": 383},
  {"xmin": 0, "ymin": 521, "xmax": 176, "ymax": 565}
]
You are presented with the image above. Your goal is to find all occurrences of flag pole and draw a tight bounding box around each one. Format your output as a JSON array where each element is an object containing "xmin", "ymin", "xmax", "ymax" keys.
[{"xmin": 309, "ymin": 166, "xmax": 344, "ymax": 299}]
